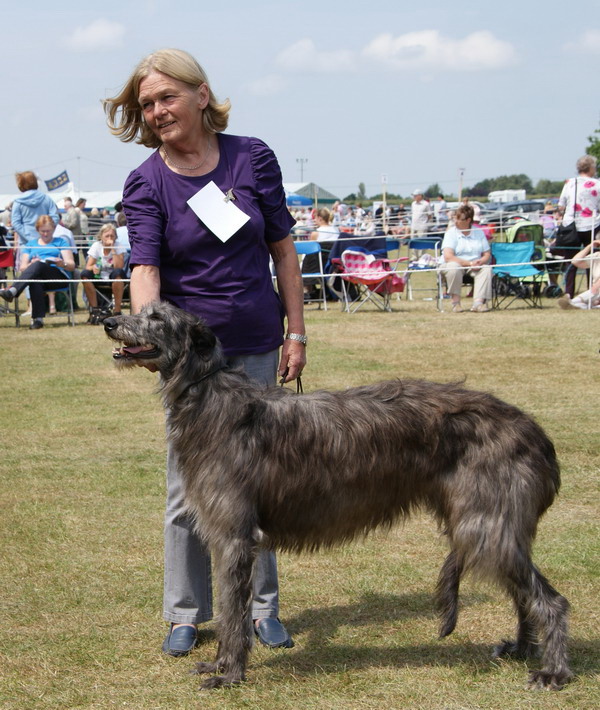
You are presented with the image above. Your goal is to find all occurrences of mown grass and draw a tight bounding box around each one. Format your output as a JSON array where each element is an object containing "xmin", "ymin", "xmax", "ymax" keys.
[{"xmin": 0, "ymin": 292, "xmax": 599, "ymax": 709}]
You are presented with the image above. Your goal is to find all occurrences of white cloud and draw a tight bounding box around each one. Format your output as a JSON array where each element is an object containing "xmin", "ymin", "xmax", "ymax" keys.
[
  {"xmin": 244, "ymin": 74, "xmax": 288, "ymax": 97},
  {"xmin": 64, "ymin": 19, "xmax": 125, "ymax": 52},
  {"xmin": 362, "ymin": 30, "xmax": 517, "ymax": 71},
  {"xmin": 564, "ymin": 29, "xmax": 600, "ymax": 54},
  {"xmin": 275, "ymin": 38, "xmax": 356, "ymax": 73}
]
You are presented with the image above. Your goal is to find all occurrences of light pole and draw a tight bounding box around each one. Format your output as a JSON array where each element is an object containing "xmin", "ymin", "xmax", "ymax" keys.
[
  {"xmin": 458, "ymin": 168, "xmax": 465, "ymax": 201},
  {"xmin": 296, "ymin": 158, "xmax": 308, "ymax": 182}
]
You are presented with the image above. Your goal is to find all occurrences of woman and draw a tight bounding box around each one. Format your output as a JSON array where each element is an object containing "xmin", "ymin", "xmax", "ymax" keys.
[
  {"xmin": 558, "ymin": 239, "xmax": 600, "ymax": 309},
  {"xmin": 104, "ymin": 48, "xmax": 305, "ymax": 656},
  {"xmin": 11, "ymin": 171, "xmax": 59, "ymax": 245},
  {"xmin": 0, "ymin": 214, "xmax": 75, "ymax": 329},
  {"xmin": 557, "ymin": 155, "xmax": 600, "ymax": 297},
  {"xmin": 302, "ymin": 208, "xmax": 339, "ymax": 299},
  {"xmin": 81, "ymin": 223, "xmax": 128, "ymax": 324},
  {"xmin": 440, "ymin": 204, "xmax": 492, "ymax": 312}
]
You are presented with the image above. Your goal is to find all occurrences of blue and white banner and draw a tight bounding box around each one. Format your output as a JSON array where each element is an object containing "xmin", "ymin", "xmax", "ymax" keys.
[{"xmin": 45, "ymin": 170, "xmax": 70, "ymax": 191}]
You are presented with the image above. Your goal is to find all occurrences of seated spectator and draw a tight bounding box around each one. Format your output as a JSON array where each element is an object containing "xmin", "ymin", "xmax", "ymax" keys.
[
  {"xmin": 301, "ymin": 208, "xmax": 339, "ymax": 300},
  {"xmin": 81, "ymin": 223, "xmax": 128, "ymax": 324},
  {"xmin": 558, "ymin": 239, "xmax": 600, "ymax": 310},
  {"xmin": 440, "ymin": 204, "xmax": 492, "ymax": 313},
  {"xmin": 0, "ymin": 215, "xmax": 75, "ymax": 329}
]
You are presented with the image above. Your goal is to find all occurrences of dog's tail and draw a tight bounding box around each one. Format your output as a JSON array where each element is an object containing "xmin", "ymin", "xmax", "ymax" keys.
[{"xmin": 435, "ymin": 549, "xmax": 463, "ymax": 638}]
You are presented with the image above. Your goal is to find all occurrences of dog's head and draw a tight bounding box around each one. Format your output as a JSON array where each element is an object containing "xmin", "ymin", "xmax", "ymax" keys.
[{"xmin": 104, "ymin": 302, "xmax": 221, "ymax": 380}]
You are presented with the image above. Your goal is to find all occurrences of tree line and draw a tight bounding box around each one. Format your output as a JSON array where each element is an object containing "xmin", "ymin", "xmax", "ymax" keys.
[{"xmin": 343, "ymin": 123, "xmax": 600, "ymax": 204}]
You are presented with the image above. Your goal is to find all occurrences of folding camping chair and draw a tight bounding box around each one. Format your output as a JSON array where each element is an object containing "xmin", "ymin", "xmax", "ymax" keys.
[
  {"xmin": 404, "ymin": 237, "xmax": 443, "ymax": 309},
  {"xmin": 0, "ymin": 245, "xmax": 17, "ymax": 321},
  {"xmin": 339, "ymin": 249, "xmax": 405, "ymax": 313},
  {"xmin": 491, "ymin": 241, "xmax": 544, "ymax": 309},
  {"xmin": 295, "ymin": 241, "xmax": 327, "ymax": 310}
]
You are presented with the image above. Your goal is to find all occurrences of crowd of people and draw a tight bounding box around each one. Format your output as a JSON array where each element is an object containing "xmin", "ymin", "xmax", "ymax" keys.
[{"xmin": 2, "ymin": 154, "xmax": 599, "ymax": 328}]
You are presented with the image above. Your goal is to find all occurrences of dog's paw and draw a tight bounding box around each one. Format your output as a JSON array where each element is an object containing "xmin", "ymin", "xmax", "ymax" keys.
[
  {"xmin": 199, "ymin": 674, "xmax": 242, "ymax": 691},
  {"xmin": 527, "ymin": 668, "xmax": 573, "ymax": 691}
]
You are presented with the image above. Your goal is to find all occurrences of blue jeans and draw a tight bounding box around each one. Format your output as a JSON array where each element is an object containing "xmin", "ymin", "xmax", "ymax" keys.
[{"xmin": 163, "ymin": 349, "xmax": 281, "ymax": 624}]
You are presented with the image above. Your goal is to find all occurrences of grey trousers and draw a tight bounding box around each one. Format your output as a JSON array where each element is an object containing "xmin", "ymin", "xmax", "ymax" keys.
[{"xmin": 163, "ymin": 349, "xmax": 281, "ymax": 624}]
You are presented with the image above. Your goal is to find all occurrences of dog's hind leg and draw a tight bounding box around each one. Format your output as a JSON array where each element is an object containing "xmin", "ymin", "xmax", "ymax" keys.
[
  {"xmin": 494, "ymin": 557, "xmax": 572, "ymax": 690},
  {"xmin": 436, "ymin": 549, "xmax": 463, "ymax": 638},
  {"xmin": 194, "ymin": 535, "xmax": 256, "ymax": 690}
]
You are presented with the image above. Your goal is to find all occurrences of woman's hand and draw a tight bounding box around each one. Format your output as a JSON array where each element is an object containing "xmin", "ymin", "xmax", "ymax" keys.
[{"xmin": 278, "ymin": 339, "xmax": 306, "ymax": 382}]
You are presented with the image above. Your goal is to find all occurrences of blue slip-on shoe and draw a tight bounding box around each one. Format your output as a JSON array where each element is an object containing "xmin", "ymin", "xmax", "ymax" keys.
[
  {"xmin": 162, "ymin": 624, "xmax": 199, "ymax": 657},
  {"xmin": 254, "ymin": 618, "xmax": 294, "ymax": 649}
]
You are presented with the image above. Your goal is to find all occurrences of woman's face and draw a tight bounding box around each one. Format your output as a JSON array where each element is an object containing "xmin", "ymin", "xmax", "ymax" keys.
[
  {"xmin": 455, "ymin": 214, "xmax": 473, "ymax": 230},
  {"xmin": 38, "ymin": 223, "xmax": 55, "ymax": 242},
  {"xmin": 138, "ymin": 71, "xmax": 209, "ymax": 146},
  {"xmin": 100, "ymin": 229, "xmax": 117, "ymax": 247}
]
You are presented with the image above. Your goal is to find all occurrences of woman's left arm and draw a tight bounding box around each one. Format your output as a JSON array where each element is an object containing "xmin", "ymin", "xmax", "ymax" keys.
[{"xmin": 268, "ymin": 235, "xmax": 306, "ymax": 382}]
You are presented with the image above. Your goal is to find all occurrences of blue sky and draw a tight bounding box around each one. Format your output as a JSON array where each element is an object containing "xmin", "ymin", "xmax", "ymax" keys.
[{"xmin": 1, "ymin": 0, "xmax": 598, "ymax": 200}]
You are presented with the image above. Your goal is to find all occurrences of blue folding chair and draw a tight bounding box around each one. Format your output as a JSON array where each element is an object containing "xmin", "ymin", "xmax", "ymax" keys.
[
  {"xmin": 491, "ymin": 241, "xmax": 544, "ymax": 309},
  {"xmin": 295, "ymin": 241, "xmax": 327, "ymax": 310}
]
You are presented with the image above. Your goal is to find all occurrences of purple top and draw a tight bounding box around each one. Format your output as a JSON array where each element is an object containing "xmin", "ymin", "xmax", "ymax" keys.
[{"xmin": 123, "ymin": 134, "xmax": 295, "ymax": 356}]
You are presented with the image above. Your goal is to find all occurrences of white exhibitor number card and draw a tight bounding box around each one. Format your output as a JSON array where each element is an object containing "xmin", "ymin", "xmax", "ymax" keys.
[{"xmin": 187, "ymin": 181, "xmax": 250, "ymax": 243}]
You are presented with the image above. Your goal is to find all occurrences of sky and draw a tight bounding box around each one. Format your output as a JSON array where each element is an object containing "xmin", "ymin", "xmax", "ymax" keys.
[{"xmin": 1, "ymin": 0, "xmax": 598, "ymax": 201}]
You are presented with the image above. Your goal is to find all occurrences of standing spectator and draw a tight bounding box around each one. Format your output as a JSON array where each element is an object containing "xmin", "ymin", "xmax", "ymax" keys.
[
  {"xmin": 557, "ymin": 155, "xmax": 600, "ymax": 297},
  {"xmin": 410, "ymin": 189, "xmax": 432, "ymax": 260},
  {"xmin": 11, "ymin": 171, "xmax": 59, "ymax": 244},
  {"xmin": 75, "ymin": 198, "xmax": 89, "ymax": 236},
  {"xmin": 113, "ymin": 201, "xmax": 125, "ymax": 225},
  {"xmin": 433, "ymin": 194, "xmax": 449, "ymax": 234},
  {"xmin": 62, "ymin": 197, "xmax": 81, "ymax": 235},
  {"xmin": 410, "ymin": 189, "xmax": 432, "ymax": 237}
]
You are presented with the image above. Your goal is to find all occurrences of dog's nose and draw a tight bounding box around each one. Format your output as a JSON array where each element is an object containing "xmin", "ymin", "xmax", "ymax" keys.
[{"xmin": 104, "ymin": 317, "xmax": 119, "ymax": 331}]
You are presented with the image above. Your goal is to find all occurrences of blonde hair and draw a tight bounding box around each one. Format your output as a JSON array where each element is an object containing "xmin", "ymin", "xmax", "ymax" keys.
[
  {"xmin": 103, "ymin": 48, "xmax": 231, "ymax": 148},
  {"xmin": 316, "ymin": 208, "xmax": 332, "ymax": 224},
  {"xmin": 576, "ymin": 155, "xmax": 597, "ymax": 176},
  {"xmin": 97, "ymin": 223, "xmax": 117, "ymax": 241}
]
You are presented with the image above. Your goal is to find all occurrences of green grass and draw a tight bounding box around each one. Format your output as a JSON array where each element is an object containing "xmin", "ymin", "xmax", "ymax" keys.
[{"xmin": 1, "ymin": 294, "xmax": 599, "ymax": 709}]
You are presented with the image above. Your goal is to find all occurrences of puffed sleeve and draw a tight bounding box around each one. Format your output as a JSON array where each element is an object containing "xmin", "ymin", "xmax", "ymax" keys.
[
  {"xmin": 122, "ymin": 170, "xmax": 165, "ymax": 268},
  {"xmin": 249, "ymin": 138, "xmax": 296, "ymax": 242}
]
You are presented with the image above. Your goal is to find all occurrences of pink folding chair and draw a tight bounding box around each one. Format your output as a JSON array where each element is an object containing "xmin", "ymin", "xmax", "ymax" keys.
[{"xmin": 339, "ymin": 250, "xmax": 406, "ymax": 313}]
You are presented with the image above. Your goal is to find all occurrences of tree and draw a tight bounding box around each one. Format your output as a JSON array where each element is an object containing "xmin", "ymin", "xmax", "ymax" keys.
[
  {"xmin": 534, "ymin": 179, "xmax": 565, "ymax": 196},
  {"xmin": 586, "ymin": 120, "xmax": 600, "ymax": 162},
  {"xmin": 424, "ymin": 183, "xmax": 442, "ymax": 198},
  {"xmin": 357, "ymin": 182, "xmax": 366, "ymax": 201},
  {"xmin": 467, "ymin": 174, "xmax": 533, "ymax": 197}
]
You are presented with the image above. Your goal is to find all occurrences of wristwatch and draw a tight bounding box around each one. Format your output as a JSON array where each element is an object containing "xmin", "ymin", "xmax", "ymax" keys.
[{"xmin": 285, "ymin": 332, "xmax": 308, "ymax": 346}]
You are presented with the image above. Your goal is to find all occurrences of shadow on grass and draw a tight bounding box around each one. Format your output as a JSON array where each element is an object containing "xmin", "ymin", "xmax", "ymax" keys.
[
  {"xmin": 258, "ymin": 590, "xmax": 497, "ymax": 676},
  {"xmin": 252, "ymin": 591, "xmax": 599, "ymax": 684}
]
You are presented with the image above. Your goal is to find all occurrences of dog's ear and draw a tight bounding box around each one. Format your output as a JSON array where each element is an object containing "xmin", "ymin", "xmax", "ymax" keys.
[{"xmin": 189, "ymin": 320, "xmax": 217, "ymax": 357}]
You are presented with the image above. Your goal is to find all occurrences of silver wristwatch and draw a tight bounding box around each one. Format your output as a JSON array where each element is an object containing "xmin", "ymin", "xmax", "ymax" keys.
[{"xmin": 285, "ymin": 333, "xmax": 308, "ymax": 346}]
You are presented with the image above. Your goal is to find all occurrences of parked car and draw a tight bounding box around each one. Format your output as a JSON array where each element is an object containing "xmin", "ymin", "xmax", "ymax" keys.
[{"xmin": 479, "ymin": 200, "xmax": 546, "ymax": 227}]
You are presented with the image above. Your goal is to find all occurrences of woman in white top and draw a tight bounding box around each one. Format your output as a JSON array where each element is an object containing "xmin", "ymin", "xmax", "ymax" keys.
[
  {"xmin": 557, "ymin": 155, "xmax": 600, "ymax": 296},
  {"xmin": 310, "ymin": 207, "xmax": 340, "ymax": 243},
  {"xmin": 441, "ymin": 204, "xmax": 492, "ymax": 313}
]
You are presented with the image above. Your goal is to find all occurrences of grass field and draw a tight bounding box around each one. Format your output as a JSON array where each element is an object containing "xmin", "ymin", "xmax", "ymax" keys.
[{"xmin": 0, "ymin": 292, "xmax": 599, "ymax": 709}]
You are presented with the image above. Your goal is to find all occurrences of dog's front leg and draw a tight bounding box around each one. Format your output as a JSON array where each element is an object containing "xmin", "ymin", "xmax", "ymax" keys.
[{"xmin": 194, "ymin": 536, "xmax": 256, "ymax": 690}]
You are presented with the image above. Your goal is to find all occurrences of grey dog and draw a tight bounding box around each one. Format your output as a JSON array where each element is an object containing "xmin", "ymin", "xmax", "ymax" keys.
[{"xmin": 104, "ymin": 302, "xmax": 572, "ymax": 691}]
